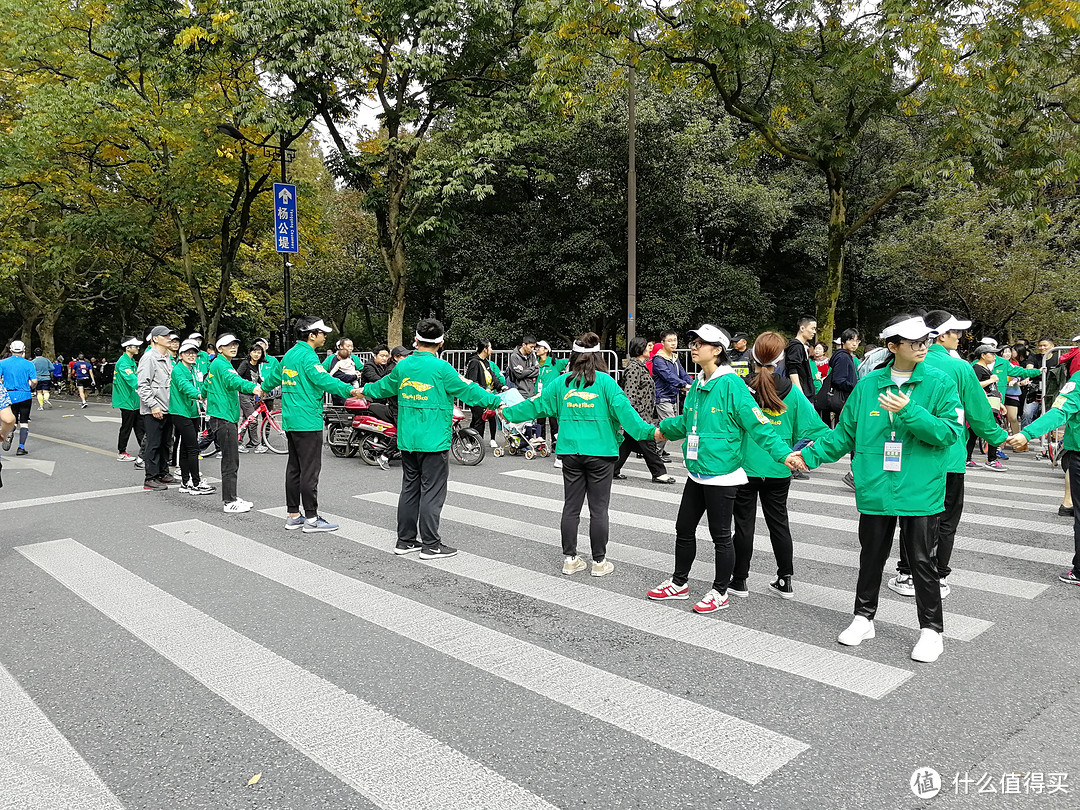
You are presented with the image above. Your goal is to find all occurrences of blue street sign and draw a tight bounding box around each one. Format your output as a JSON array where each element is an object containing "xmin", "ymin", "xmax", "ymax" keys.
[{"xmin": 273, "ymin": 183, "xmax": 298, "ymax": 253}]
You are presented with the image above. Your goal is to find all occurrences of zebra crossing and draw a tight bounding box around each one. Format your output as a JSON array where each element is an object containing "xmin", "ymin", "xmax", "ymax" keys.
[{"xmin": 2, "ymin": 447, "xmax": 1074, "ymax": 808}]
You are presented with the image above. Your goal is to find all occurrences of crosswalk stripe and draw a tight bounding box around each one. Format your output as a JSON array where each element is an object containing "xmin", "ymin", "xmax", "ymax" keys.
[
  {"xmin": 484, "ymin": 475, "xmax": 1050, "ymax": 599},
  {"xmin": 356, "ymin": 492, "xmax": 993, "ymax": 642},
  {"xmin": 0, "ymin": 485, "xmax": 145, "ymax": 512},
  {"xmin": 617, "ymin": 467, "xmax": 1067, "ymax": 566},
  {"xmin": 151, "ymin": 519, "xmax": 807, "ymax": 784},
  {"xmin": 264, "ymin": 508, "xmax": 913, "ymax": 699},
  {"xmin": 15, "ymin": 539, "xmax": 559, "ymax": 810},
  {"xmin": 0, "ymin": 662, "xmax": 125, "ymax": 810},
  {"xmin": 815, "ymin": 462, "xmax": 1062, "ymax": 487},
  {"xmin": 621, "ymin": 458, "xmax": 1067, "ymax": 506}
]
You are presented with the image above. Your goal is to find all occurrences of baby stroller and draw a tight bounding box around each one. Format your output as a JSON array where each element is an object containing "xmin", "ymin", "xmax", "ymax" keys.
[{"xmin": 491, "ymin": 388, "xmax": 549, "ymax": 460}]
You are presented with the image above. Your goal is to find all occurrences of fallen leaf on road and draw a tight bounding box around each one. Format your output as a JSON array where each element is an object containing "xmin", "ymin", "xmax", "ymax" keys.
[{"xmin": 247, "ymin": 773, "xmax": 262, "ymax": 786}]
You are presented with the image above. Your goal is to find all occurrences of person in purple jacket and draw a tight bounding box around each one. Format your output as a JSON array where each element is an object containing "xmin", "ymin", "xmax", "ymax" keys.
[{"xmin": 652, "ymin": 330, "xmax": 693, "ymax": 460}]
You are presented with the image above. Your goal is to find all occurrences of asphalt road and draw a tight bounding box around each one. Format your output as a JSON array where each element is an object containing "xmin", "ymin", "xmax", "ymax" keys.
[{"xmin": 1, "ymin": 395, "xmax": 1078, "ymax": 810}]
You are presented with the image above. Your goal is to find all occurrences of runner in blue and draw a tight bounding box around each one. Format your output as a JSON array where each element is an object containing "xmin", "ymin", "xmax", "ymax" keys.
[
  {"xmin": 0, "ymin": 341, "xmax": 38, "ymax": 455},
  {"xmin": 72, "ymin": 353, "xmax": 94, "ymax": 408}
]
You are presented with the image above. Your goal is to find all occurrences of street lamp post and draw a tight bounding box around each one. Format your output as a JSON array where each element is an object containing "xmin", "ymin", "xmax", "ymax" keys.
[{"xmin": 216, "ymin": 124, "xmax": 297, "ymax": 351}]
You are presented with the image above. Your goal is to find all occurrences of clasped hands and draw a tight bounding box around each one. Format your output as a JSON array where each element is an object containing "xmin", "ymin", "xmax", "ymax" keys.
[{"xmin": 1004, "ymin": 433, "xmax": 1029, "ymax": 451}]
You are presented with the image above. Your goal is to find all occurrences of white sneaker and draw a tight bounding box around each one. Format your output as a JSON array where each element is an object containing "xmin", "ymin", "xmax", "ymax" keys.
[
  {"xmin": 490, "ymin": 439, "xmax": 498, "ymax": 449},
  {"xmin": 887, "ymin": 573, "xmax": 916, "ymax": 597},
  {"xmin": 939, "ymin": 578, "xmax": 951, "ymax": 598},
  {"xmin": 911, "ymin": 628, "xmax": 944, "ymax": 663},
  {"xmin": 553, "ymin": 458, "xmax": 562, "ymax": 469},
  {"xmin": 590, "ymin": 559, "xmax": 614, "ymax": 577},
  {"xmin": 223, "ymin": 499, "xmax": 251, "ymax": 513},
  {"xmin": 178, "ymin": 484, "xmax": 195, "ymax": 495},
  {"xmin": 562, "ymin": 555, "xmax": 587, "ymax": 575},
  {"xmin": 838, "ymin": 616, "xmax": 875, "ymax": 646}
]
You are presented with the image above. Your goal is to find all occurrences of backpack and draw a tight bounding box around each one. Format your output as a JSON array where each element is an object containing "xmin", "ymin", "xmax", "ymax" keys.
[{"xmin": 858, "ymin": 347, "xmax": 891, "ymax": 379}]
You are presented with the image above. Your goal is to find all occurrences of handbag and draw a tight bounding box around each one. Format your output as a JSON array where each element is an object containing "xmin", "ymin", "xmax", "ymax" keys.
[{"xmin": 814, "ymin": 370, "xmax": 848, "ymax": 413}]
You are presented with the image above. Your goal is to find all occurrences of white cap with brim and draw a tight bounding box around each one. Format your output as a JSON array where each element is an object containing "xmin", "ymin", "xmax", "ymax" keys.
[
  {"xmin": 179, "ymin": 340, "xmax": 200, "ymax": 354},
  {"xmin": 299, "ymin": 318, "xmax": 333, "ymax": 334},
  {"xmin": 536, "ymin": 340, "xmax": 552, "ymax": 352},
  {"xmin": 10, "ymin": 340, "xmax": 25, "ymax": 353},
  {"xmin": 979, "ymin": 336, "xmax": 998, "ymax": 349},
  {"xmin": 933, "ymin": 316, "xmax": 972, "ymax": 333},
  {"xmin": 1072, "ymin": 334, "xmax": 1080, "ymax": 342},
  {"xmin": 686, "ymin": 324, "xmax": 730, "ymax": 349},
  {"xmin": 215, "ymin": 333, "xmax": 240, "ymax": 348},
  {"xmin": 833, "ymin": 337, "xmax": 842, "ymax": 345},
  {"xmin": 121, "ymin": 337, "xmax": 142, "ymax": 348},
  {"xmin": 879, "ymin": 316, "xmax": 937, "ymax": 342}
]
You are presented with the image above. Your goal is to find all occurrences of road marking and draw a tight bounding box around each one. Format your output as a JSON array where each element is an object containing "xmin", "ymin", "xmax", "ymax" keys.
[
  {"xmin": 2, "ymin": 458, "xmax": 55, "ymax": 476},
  {"xmin": 356, "ymin": 492, "xmax": 993, "ymax": 642},
  {"xmin": 0, "ymin": 662, "xmax": 125, "ymax": 810},
  {"xmin": 153, "ymin": 519, "xmax": 807, "ymax": 784},
  {"xmin": 0, "ymin": 485, "xmax": 146, "ymax": 512},
  {"xmin": 16, "ymin": 539, "xmax": 557, "ymax": 810},
  {"xmin": 267, "ymin": 508, "xmax": 913, "ymax": 699},
  {"xmin": 83, "ymin": 415, "xmax": 122, "ymax": 424},
  {"xmin": 485, "ymin": 474, "xmax": 1050, "ymax": 599},
  {"xmin": 32, "ymin": 433, "xmax": 116, "ymax": 458}
]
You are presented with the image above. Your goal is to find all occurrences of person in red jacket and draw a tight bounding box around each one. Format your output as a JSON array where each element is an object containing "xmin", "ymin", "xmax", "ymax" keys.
[{"xmin": 1055, "ymin": 335, "xmax": 1080, "ymax": 378}]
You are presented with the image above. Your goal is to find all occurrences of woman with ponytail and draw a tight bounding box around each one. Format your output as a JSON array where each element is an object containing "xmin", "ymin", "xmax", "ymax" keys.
[
  {"xmin": 730, "ymin": 332, "xmax": 830, "ymax": 600},
  {"xmin": 501, "ymin": 332, "xmax": 657, "ymax": 577},
  {"xmin": 648, "ymin": 325, "xmax": 805, "ymax": 614}
]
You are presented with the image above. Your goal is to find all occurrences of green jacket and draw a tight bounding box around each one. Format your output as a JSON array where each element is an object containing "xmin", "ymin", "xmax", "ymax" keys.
[
  {"xmin": 503, "ymin": 371, "xmax": 655, "ymax": 457},
  {"xmin": 743, "ymin": 382, "xmax": 829, "ymax": 478},
  {"xmin": 488, "ymin": 359, "xmax": 507, "ymax": 390},
  {"xmin": 205, "ymin": 355, "xmax": 257, "ymax": 423},
  {"xmin": 260, "ymin": 355, "xmax": 279, "ymax": 390},
  {"xmin": 659, "ymin": 367, "xmax": 793, "ymax": 477},
  {"xmin": 926, "ymin": 343, "xmax": 1008, "ymax": 473},
  {"xmin": 981, "ymin": 356, "xmax": 1039, "ymax": 395},
  {"xmin": 111, "ymin": 352, "xmax": 140, "ymax": 411},
  {"xmin": 322, "ymin": 352, "xmax": 364, "ymax": 375},
  {"xmin": 362, "ymin": 350, "xmax": 501, "ymax": 452},
  {"xmin": 1022, "ymin": 371, "xmax": 1080, "ymax": 452},
  {"xmin": 802, "ymin": 359, "xmax": 964, "ymax": 516},
  {"xmin": 263, "ymin": 341, "xmax": 355, "ymax": 432},
  {"xmin": 169, "ymin": 362, "xmax": 202, "ymax": 419},
  {"xmin": 537, "ymin": 357, "xmax": 569, "ymax": 395},
  {"xmin": 195, "ymin": 351, "xmax": 212, "ymax": 380}
]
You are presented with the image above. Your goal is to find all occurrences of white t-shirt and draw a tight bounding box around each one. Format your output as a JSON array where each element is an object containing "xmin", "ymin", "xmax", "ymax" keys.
[{"xmin": 686, "ymin": 365, "xmax": 750, "ymax": 487}]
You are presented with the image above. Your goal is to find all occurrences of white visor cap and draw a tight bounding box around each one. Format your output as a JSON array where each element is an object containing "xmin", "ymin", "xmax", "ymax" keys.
[
  {"xmin": 215, "ymin": 333, "xmax": 240, "ymax": 349},
  {"xmin": 686, "ymin": 324, "xmax": 730, "ymax": 349},
  {"xmin": 879, "ymin": 316, "xmax": 937, "ymax": 342},
  {"xmin": 933, "ymin": 316, "xmax": 972, "ymax": 333}
]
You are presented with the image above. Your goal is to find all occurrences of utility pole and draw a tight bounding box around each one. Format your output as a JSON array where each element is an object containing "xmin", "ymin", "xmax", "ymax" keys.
[{"xmin": 626, "ymin": 52, "xmax": 637, "ymax": 344}]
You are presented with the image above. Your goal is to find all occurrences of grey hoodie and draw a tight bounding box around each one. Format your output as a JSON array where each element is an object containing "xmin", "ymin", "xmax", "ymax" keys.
[
  {"xmin": 507, "ymin": 348, "xmax": 539, "ymax": 398},
  {"xmin": 137, "ymin": 346, "xmax": 173, "ymax": 414}
]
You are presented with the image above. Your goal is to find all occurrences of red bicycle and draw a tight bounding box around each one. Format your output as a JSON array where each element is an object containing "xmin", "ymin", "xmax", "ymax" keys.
[{"xmin": 236, "ymin": 398, "xmax": 288, "ymax": 454}]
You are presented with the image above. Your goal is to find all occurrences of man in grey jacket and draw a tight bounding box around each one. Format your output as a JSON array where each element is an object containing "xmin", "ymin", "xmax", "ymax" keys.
[
  {"xmin": 507, "ymin": 335, "xmax": 539, "ymax": 398},
  {"xmin": 137, "ymin": 326, "xmax": 175, "ymax": 490}
]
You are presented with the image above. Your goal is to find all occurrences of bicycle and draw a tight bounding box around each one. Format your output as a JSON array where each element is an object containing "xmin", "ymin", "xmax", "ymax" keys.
[{"xmin": 236, "ymin": 398, "xmax": 288, "ymax": 454}]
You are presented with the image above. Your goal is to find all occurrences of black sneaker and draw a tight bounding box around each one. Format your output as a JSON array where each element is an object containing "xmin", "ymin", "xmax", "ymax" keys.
[
  {"xmin": 842, "ymin": 472, "xmax": 855, "ymax": 491},
  {"xmin": 660, "ymin": 452, "xmax": 672, "ymax": 462},
  {"xmin": 728, "ymin": 578, "xmax": 749, "ymax": 598},
  {"xmin": 1059, "ymin": 505, "xmax": 1074, "ymax": 517},
  {"xmin": 613, "ymin": 472, "xmax": 627, "ymax": 480},
  {"xmin": 394, "ymin": 540, "xmax": 423, "ymax": 555},
  {"xmin": 1059, "ymin": 569, "xmax": 1080, "ymax": 585},
  {"xmin": 157, "ymin": 474, "xmax": 178, "ymax": 484},
  {"xmin": 144, "ymin": 478, "xmax": 167, "ymax": 491},
  {"xmin": 769, "ymin": 576, "xmax": 795, "ymax": 599},
  {"xmin": 16, "ymin": 447, "xmax": 28, "ymax": 456},
  {"xmin": 419, "ymin": 544, "xmax": 458, "ymax": 560}
]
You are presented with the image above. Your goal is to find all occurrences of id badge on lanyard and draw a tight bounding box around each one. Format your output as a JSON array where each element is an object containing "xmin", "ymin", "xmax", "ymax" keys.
[
  {"xmin": 686, "ymin": 428, "xmax": 700, "ymax": 461},
  {"xmin": 883, "ymin": 386, "xmax": 902, "ymax": 471}
]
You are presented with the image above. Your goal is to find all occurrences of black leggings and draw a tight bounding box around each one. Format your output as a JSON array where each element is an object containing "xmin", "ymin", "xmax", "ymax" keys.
[
  {"xmin": 118, "ymin": 409, "xmax": 145, "ymax": 455},
  {"xmin": 966, "ymin": 427, "xmax": 997, "ymax": 463},
  {"xmin": 170, "ymin": 415, "xmax": 201, "ymax": 486},
  {"xmin": 732, "ymin": 476, "xmax": 794, "ymax": 580},
  {"xmin": 470, "ymin": 405, "xmax": 497, "ymax": 440},
  {"xmin": 672, "ymin": 479, "xmax": 738, "ymax": 593},
  {"xmin": 560, "ymin": 455, "xmax": 615, "ymax": 560}
]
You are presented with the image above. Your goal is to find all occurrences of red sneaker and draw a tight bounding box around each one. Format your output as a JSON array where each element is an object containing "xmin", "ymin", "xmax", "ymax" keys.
[
  {"xmin": 692, "ymin": 589, "xmax": 729, "ymax": 614},
  {"xmin": 647, "ymin": 579, "xmax": 690, "ymax": 601}
]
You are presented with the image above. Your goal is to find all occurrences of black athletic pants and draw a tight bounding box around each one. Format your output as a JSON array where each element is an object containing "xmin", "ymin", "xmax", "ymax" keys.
[
  {"xmin": 732, "ymin": 476, "xmax": 794, "ymax": 580},
  {"xmin": 897, "ymin": 471, "xmax": 965, "ymax": 578},
  {"xmin": 398, "ymin": 450, "xmax": 449, "ymax": 547},
  {"xmin": 672, "ymin": 479, "xmax": 738, "ymax": 593},
  {"xmin": 286, "ymin": 430, "xmax": 323, "ymax": 518},
  {"xmin": 118, "ymin": 409, "xmax": 144, "ymax": 455},
  {"xmin": 212, "ymin": 417, "xmax": 239, "ymax": 502},
  {"xmin": 856, "ymin": 514, "xmax": 943, "ymax": 633},
  {"xmin": 1069, "ymin": 452, "xmax": 1080, "ymax": 573},
  {"xmin": 614, "ymin": 435, "xmax": 666, "ymax": 478},
  {"xmin": 142, "ymin": 414, "xmax": 167, "ymax": 480},
  {"xmin": 470, "ymin": 405, "xmax": 497, "ymax": 440},
  {"xmin": 539, "ymin": 416, "xmax": 559, "ymax": 451},
  {"xmin": 170, "ymin": 415, "xmax": 201, "ymax": 487},
  {"xmin": 966, "ymin": 428, "xmax": 997, "ymax": 463},
  {"xmin": 560, "ymin": 454, "xmax": 615, "ymax": 560}
]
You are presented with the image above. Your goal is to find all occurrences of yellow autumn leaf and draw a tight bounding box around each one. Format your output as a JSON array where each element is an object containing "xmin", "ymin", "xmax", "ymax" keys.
[{"xmin": 247, "ymin": 773, "xmax": 262, "ymax": 786}]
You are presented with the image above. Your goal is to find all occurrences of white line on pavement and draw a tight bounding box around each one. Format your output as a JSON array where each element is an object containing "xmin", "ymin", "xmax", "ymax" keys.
[
  {"xmin": 356, "ymin": 492, "xmax": 993, "ymax": 642},
  {"xmin": 0, "ymin": 661, "xmax": 125, "ymax": 810},
  {"xmin": 488, "ymin": 474, "xmax": 1050, "ymax": 599},
  {"xmin": 265, "ymin": 508, "xmax": 913, "ymax": 699},
  {"xmin": 16, "ymin": 539, "xmax": 558, "ymax": 810},
  {"xmin": 153, "ymin": 519, "xmax": 807, "ymax": 784},
  {"xmin": 0, "ymin": 485, "xmax": 146, "ymax": 512}
]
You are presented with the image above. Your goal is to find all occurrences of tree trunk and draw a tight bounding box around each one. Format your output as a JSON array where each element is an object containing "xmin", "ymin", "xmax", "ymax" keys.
[
  {"xmin": 386, "ymin": 243, "xmax": 407, "ymax": 348},
  {"xmin": 815, "ymin": 180, "xmax": 846, "ymax": 346},
  {"xmin": 36, "ymin": 309, "xmax": 61, "ymax": 359}
]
